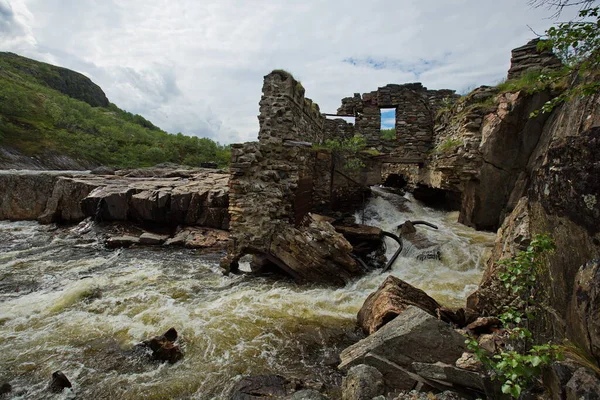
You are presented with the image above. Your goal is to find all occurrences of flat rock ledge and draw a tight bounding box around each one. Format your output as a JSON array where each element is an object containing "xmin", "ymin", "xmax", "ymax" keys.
[{"xmin": 0, "ymin": 169, "xmax": 229, "ymax": 230}]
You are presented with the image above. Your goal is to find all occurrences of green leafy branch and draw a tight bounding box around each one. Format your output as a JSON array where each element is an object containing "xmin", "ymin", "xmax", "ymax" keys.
[
  {"xmin": 466, "ymin": 234, "xmax": 562, "ymax": 398},
  {"xmin": 317, "ymin": 133, "xmax": 368, "ymax": 170}
]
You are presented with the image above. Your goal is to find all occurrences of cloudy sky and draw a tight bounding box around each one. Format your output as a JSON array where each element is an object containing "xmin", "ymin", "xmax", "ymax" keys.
[{"xmin": 0, "ymin": 0, "xmax": 574, "ymax": 143}]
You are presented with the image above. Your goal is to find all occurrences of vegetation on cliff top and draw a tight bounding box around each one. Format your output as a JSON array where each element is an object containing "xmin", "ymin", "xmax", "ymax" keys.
[{"xmin": 0, "ymin": 52, "xmax": 231, "ymax": 168}]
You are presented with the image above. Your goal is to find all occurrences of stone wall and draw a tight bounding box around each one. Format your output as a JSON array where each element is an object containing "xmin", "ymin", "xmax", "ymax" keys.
[
  {"xmin": 258, "ymin": 70, "xmax": 325, "ymax": 145},
  {"xmin": 507, "ymin": 38, "xmax": 562, "ymax": 80},
  {"xmin": 223, "ymin": 71, "xmax": 370, "ymax": 284},
  {"xmin": 333, "ymin": 84, "xmax": 458, "ymax": 157}
]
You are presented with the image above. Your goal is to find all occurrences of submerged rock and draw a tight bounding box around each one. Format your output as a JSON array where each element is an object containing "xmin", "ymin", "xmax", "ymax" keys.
[
  {"xmin": 48, "ymin": 371, "xmax": 72, "ymax": 393},
  {"xmin": 231, "ymin": 375, "xmax": 293, "ymax": 399},
  {"xmin": 0, "ymin": 383, "xmax": 12, "ymax": 396},
  {"xmin": 231, "ymin": 375, "xmax": 329, "ymax": 400},
  {"xmin": 106, "ymin": 235, "xmax": 140, "ymax": 248}
]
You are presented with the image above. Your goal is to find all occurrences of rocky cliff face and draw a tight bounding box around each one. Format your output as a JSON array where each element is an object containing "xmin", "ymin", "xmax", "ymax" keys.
[{"xmin": 468, "ymin": 76, "xmax": 600, "ymax": 359}]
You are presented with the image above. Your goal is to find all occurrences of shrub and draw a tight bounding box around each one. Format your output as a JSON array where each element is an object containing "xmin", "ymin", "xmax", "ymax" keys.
[{"xmin": 466, "ymin": 234, "xmax": 562, "ymax": 398}]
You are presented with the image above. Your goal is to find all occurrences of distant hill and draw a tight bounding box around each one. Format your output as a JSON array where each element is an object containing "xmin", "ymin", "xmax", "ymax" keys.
[{"xmin": 0, "ymin": 52, "xmax": 230, "ymax": 169}]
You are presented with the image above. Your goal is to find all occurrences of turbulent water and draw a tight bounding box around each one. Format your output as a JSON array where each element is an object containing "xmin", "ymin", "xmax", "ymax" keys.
[{"xmin": 0, "ymin": 189, "xmax": 495, "ymax": 399}]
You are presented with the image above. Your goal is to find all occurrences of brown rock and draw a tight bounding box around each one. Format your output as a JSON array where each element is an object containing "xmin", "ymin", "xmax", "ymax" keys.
[
  {"xmin": 455, "ymin": 352, "xmax": 483, "ymax": 372},
  {"xmin": 184, "ymin": 228, "xmax": 229, "ymax": 251},
  {"xmin": 466, "ymin": 317, "xmax": 501, "ymax": 335},
  {"xmin": 105, "ymin": 235, "xmax": 140, "ymax": 248},
  {"xmin": 357, "ymin": 275, "xmax": 444, "ymax": 335},
  {"xmin": 140, "ymin": 327, "xmax": 183, "ymax": 364}
]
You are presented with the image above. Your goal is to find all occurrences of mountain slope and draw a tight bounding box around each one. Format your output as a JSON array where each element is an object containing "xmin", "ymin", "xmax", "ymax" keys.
[{"xmin": 0, "ymin": 52, "xmax": 230, "ymax": 169}]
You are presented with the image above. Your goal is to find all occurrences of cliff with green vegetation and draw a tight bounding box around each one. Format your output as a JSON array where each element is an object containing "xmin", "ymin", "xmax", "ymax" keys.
[{"xmin": 0, "ymin": 52, "xmax": 230, "ymax": 169}]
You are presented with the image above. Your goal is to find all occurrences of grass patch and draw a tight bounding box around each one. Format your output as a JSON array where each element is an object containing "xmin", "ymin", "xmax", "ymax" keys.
[
  {"xmin": 380, "ymin": 128, "xmax": 396, "ymax": 140},
  {"xmin": 497, "ymin": 69, "xmax": 569, "ymax": 95},
  {"xmin": 434, "ymin": 137, "xmax": 462, "ymax": 153}
]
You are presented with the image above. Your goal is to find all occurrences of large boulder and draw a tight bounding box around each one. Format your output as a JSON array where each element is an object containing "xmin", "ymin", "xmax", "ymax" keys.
[
  {"xmin": 339, "ymin": 306, "xmax": 466, "ymax": 389},
  {"xmin": 357, "ymin": 275, "xmax": 444, "ymax": 335},
  {"xmin": 224, "ymin": 215, "xmax": 365, "ymax": 285},
  {"xmin": 231, "ymin": 375, "xmax": 292, "ymax": 400},
  {"xmin": 411, "ymin": 362, "xmax": 491, "ymax": 394}
]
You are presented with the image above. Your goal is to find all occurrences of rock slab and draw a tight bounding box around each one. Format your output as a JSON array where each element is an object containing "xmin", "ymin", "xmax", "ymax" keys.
[{"xmin": 339, "ymin": 306, "xmax": 466, "ymax": 389}]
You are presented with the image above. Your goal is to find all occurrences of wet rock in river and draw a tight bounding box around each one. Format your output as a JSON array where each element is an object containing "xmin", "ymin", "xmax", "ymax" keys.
[
  {"xmin": 138, "ymin": 232, "xmax": 168, "ymax": 245},
  {"xmin": 105, "ymin": 235, "xmax": 140, "ymax": 248},
  {"xmin": 358, "ymin": 275, "xmax": 452, "ymax": 335},
  {"xmin": 231, "ymin": 375, "xmax": 293, "ymax": 399},
  {"xmin": 231, "ymin": 375, "xmax": 329, "ymax": 400},
  {"xmin": 138, "ymin": 327, "xmax": 183, "ymax": 364},
  {"xmin": 48, "ymin": 370, "xmax": 72, "ymax": 393},
  {"xmin": 0, "ymin": 383, "xmax": 12, "ymax": 396}
]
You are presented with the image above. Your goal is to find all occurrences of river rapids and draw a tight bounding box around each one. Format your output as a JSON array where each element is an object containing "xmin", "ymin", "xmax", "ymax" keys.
[{"xmin": 0, "ymin": 188, "xmax": 495, "ymax": 399}]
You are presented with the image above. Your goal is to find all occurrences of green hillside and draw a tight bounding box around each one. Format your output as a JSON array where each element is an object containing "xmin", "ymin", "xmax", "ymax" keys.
[{"xmin": 0, "ymin": 52, "xmax": 230, "ymax": 168}]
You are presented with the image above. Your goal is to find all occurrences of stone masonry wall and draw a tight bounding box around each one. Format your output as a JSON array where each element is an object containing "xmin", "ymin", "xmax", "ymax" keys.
[
  {"xmin": 258, "ymin": 70, "xmax": 325, "ymax": 145},
  {"xmin": 224, "ymin": 71, "xmax": 367, "ymax": 283},
  {"xmin": 334, "ymin": 83, "xmax": 458, "ymax": 158}
]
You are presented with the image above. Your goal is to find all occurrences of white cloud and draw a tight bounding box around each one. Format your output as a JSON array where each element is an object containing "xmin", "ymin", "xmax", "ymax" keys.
[{"xmin": 0, "ymin": 0, "xmax": 577, "ymax": 143}]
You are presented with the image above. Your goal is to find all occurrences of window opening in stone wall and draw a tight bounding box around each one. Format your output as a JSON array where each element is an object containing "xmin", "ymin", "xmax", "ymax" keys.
[{"xmin": 380, "ymin": 108, "xmax": 396, "ymax": 140}]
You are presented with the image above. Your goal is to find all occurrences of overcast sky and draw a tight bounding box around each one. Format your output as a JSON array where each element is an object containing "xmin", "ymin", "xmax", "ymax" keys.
[{"xmin": 0, "ymin": 0, "xmax": 574, "ymax": 143}]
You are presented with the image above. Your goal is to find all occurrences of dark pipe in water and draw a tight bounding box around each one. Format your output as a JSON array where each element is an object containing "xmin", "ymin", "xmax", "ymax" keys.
[{"xmin": 381, "ymin": 231, "xmax": 403, "ymax": 273}]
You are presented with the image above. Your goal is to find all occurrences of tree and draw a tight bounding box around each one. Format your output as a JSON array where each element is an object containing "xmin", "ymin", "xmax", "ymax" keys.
[{"xmin": 530, "ymin": 0, "xmax": 600, "ymax": 115}]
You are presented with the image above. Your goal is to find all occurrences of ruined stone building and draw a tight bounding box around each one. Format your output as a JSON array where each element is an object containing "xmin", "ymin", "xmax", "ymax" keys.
[{"xmin": 222, "ymin": 38, "xmax": 567, "ymax": 282}]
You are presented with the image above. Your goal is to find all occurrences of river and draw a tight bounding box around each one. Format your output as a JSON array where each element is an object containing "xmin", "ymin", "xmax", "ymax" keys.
[{"xmin": 0, "ymin": 189, "xmax": 495, "ymax": 399}]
